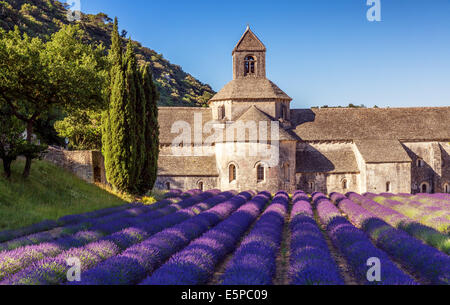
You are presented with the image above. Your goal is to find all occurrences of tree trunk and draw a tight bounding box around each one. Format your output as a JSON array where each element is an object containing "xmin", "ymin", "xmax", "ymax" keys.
[
  {"xmin": 3, "ymin": 158, "xmax": 12, "ymax": 178},
  {"xmin": 22, "ymin": 120, "xmax": 33, "ymax": 178}
]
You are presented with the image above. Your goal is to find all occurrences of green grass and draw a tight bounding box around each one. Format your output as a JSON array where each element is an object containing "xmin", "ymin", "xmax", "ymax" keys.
[{"xmin": 0, "ymin": 159, "xmax": 127, "ymax": 231}]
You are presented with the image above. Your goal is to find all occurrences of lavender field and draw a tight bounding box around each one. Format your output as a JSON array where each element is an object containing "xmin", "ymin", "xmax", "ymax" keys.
[{"xmin": 0, "ymin": 189, "xmax": 448, "ymax": 285}]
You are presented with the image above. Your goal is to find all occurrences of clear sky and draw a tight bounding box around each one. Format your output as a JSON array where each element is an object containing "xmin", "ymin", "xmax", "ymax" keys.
[{"xmin": 77, "ymin": 0, "xmax": 450, "ymax": 109}]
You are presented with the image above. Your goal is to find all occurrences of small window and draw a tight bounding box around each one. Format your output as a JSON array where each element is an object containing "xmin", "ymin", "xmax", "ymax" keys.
[
  {"xmin": 420, "ymin": 182, "xmax": 430, "ymax": 194},
  {"xmin": 417, "ymin": 158, "xmax": 424, "ymax": 168},
  {"xmin": 309, "ymin": 182, "xmax": 315, "ymax": 191},
  {"xmin": 229, "ymin": 164, "xmax": 237, "ymax": 183},
  {"xmin": 386, "ymin": 182, "xmax": 391, "ymax": 192},
  {"xmin": 165, "ymin": 182, "xmax": 171, "ymax": 190},
  {"xmin": 343, "ymin": 179, "xmax": 348, "ymax": 190},
  {"xmin": 244, "ymin": 56, "xmax": 255, "ymax": 76},
  {"xmin": 218, "ymin": 106, "xmax": 225, "ymax": 120},
  {"xmin": 257, "ymin": 164, "xmax": 265, "ymax": 182},
  {"xmin": 198, "ymin": 181, "xmax": 204, "ymax": 191},
  {"xmin": 283, "ymin": 164, "xmax": 290, "ymax": 182},
  {"xmin": 444, "ymin": 183, "xmax": 450, "ymax": 194}
]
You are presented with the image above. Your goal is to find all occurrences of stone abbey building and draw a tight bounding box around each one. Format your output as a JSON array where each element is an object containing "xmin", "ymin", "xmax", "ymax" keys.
[{"xmin": 156, "ymin": 27, "xmax": 450, "ymax": 194}]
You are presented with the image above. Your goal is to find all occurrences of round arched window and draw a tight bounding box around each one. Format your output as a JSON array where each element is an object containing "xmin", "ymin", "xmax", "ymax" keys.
[
  {"xmin": 198, "ymin": 181, "xmax": 204, "ymax": 191},
  {"xmin": 257, "ymin": 164, "xmax": 265, "ymax": 182},
  {"xmin": 244, "ymin": 56, "xmax": 255, "ymax": 76},
  {"xmin": 444, "ymin": 183, "xmax": 450, "ymax": 194},
  {"xmin": 229, "ymin": 164, "xmax": 237, "ymax": 183}
]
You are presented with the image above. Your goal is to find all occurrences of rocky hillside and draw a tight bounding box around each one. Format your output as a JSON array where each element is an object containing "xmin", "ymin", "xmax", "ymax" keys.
[{"xmin": 0, "ymin": 0, "xmax": 215, "ymax": 106}]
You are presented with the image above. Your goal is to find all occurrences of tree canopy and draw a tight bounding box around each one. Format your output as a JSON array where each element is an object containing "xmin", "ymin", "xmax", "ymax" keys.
[{"xmin": 0, "ymin": 24, "xmax": 109, "ymax": 177}]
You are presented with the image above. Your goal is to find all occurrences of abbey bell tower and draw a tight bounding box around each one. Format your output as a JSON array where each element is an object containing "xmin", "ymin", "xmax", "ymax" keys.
[
  {"xmin": 209, "ymin": 26, "xmax": 292, "ymax": 122},
  {"xmin": 232, "ymin": 26, "xmax": 267, "ymax": 79}
]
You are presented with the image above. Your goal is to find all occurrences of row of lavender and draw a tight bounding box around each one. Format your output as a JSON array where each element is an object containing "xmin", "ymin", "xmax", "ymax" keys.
[
  {"xmin": 349, "ymin": 193, "xmax": 450, "ymax": 254},
  {"xmin": 1, "ymin": 189, "xmax": 448, "ymax": 285},
  {"xmin": 333, "ymin": 193, "xmax": 449, "ymax": 285},
  {"xmin": 0, "ymin": 190, "xmax": 222, "ymax": 283},
  {"xmin": 0, "ymin": 190, "xmax": 204, "ymax": 253}
]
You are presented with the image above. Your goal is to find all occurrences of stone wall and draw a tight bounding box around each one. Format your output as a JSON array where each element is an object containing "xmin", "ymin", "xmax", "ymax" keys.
[
  {"xmin": 365, "ymin": 162, "xmax": 411, "ymax": 194},
  {"xmin": 441, "ymin": 142, "xmax": 450, "ymax": 193},
  {"xmin": 295, "ymin": 172, "xmax": 360, "ymax": 194},
  {"xmin": 403, "ymin": 142, "xmax": 445, "ymax": 193},
  {"xmin": 155, "ymin": 176, "xmax": 218, "ymax": 191},
  {"xmin": 44, "ymin": 147, "xmax": 107, "ymax": 184}
]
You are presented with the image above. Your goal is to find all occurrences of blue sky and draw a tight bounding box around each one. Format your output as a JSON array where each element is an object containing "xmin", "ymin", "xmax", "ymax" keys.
[{"xmin": 77, "ymin": 0, "xmax": 450, "ymax": 109}]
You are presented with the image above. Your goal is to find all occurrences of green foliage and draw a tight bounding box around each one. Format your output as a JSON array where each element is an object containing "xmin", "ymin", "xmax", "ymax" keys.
[
  {"xmin": 0, "ymin": 23, "xmax": 108, "ymax": 177},
  {"xmin": 54, "ymin": 110, "xmax": 102, "ymax": 150},
  {"xmin": 0, "ymin": 0, "xmax": 215, "ymax": 107},
  {"xmin": 0, "ymin": 106, "xmax": 46, "ymax": 178},
  {"xmin": 0, "ymin": 159, "xmax": 126, "ymax": 231},
  {"xmin": 102, "ymin": 19, "xmax": 159, "ymax": 195},
  {"xmin": 138, "ymin": 63, "xmax": 159, "ymax": 194}
]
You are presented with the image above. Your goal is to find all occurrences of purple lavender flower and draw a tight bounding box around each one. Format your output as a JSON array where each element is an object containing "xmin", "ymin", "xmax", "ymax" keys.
[
  {"xmin": 220, "ymin": 192, "xmax": 289, "ymax": 285},
  {"xmin": 140, "ymin": 192, "xmax": 271, "ymax": 285},
  {"xmin": 316, "ymin": 193, "xmax": 416, "ymax": 285}
]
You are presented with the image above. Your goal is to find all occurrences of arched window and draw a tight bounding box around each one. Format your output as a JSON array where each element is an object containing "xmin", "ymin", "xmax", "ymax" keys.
[
  {"xmin": 229, "ymin": 164, "xmax": 237, "ymax": 183},
  {"xmin": 165, "ymin": 182, "xmax": 171, "ymax": 190},
  {"xmin": 283, "ymin": 164, "xmax": 290, "ymax": 182},
  {"xmin": 343, "ymin": 179, "xmax": 348, "ymax": 190},
  {"xmin": 257, "ymin": 164, "xmax": 265, "ymax": 182},
  {"xmin": 443, "ymin": 183, "xmax": 449, "ymax": 194},
  {"xmin": 244, "ymin": 56, "xmax": 255, "ymax": 76},
  {"xmin": 417, "ymin": 158, "xmax": 425, "ymax": 168},
  {"xmin": 218, "ymin": 105, "xmax": 225, "ymax": 120},
  {"xmin": 386, "ymin": 182, "xmax": 391, "ymax": 192},
  {"xmin": 198, "ymin": 181, "xmax": 204, "ymax": 191},
  {"xmin": 420, "ymin": 182, "xmax": 430, "ymax": 194}
]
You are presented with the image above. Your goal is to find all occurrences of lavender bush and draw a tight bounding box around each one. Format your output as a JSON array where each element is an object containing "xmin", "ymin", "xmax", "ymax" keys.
[
  {"xmin": 348, "ymin": 193, "xmax": 450, "ymax": 254},
  {"xmin": 288, "ymin": 191, "xmax": 344, "ymax": 285},
  {"xmin": 72, "ymin": 191, "xmax": 252, "ymax": 285},
  {"xmin": 335, "ymin": 194, "xmax": 449, "ymax": 285},
  {"xmin": 219, "ymin": 192, "xmax": 289, "ymax": 285},
  {"xmin": 141, "ymin": 192, "xmax": 271, "ymax": 285},
  {"xmin": 315, "ymin": 193, "xmax": 416, "ymax": 285}
]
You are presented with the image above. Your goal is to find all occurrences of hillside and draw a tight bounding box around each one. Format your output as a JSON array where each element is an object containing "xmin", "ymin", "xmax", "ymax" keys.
[
  {"xmin": 0, "ymin": 159, "xmax": 127, "ymax": 231},
  {"xmin": 0, "ymin": 0, "xmax": 215, "ymax": 107}
]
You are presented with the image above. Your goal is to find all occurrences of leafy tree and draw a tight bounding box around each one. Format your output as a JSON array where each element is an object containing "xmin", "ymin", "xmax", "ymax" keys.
[
  {"xmin": 0, "ymin": 106, "xmax": 46, "ymax": 178},
  {"xmin": 0, "ymin": 25, "xmax": 108, "ymax": 177},
  {"xmin": 54, "ymin": 110, "xmax": 102, "ymax": 150}
]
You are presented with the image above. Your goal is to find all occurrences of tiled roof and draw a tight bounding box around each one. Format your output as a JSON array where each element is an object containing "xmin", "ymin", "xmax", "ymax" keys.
[
  {"xmin": 209, "ymin": 78, "xmax": 292, "ymax": 102},
  {"xmin": 292, "ymin": 107, "xmax": 450, "ymax": 141},
  {"xmin": 296, "ymin": 147, "xmax": 359, "ymax": 173},
  {"xmin": 355, "ymin": 140, "xmax": 411, "ymax": 163}
]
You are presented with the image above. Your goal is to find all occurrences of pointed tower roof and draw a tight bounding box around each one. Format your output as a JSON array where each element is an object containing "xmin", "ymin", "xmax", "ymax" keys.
[
  {"xmin": 233, "ymin": 26, "xmax": 266, "ymax": 54},
  {"xmin": 209, "ymin": 78, "xmax": 291, "ymax": 102}
]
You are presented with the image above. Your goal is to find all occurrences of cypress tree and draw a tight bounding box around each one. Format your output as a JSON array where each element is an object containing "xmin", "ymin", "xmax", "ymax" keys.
[
  {"xmin": 102, "ymin": 18, "xmax": 136, "ymax": 193},
  {"xmin": 102, "ymin": 17, "xmax": 125, "ymax": 191},
  {"xmin": 138, "ymin": 63, "xmax": 159, "ymax": 193},
  {"xmin": 102, "ymin": 18, "xmax": 158, "ymax": 194},
  {"xmin": 132, "ymin": 46, "xmax": 147, "ymax": 194},
  {"xmin": 121, "ymin": 40, "xmax": 138, "ymax": 193}
]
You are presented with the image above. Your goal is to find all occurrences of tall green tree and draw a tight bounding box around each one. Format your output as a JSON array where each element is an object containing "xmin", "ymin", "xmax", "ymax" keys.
[
  {"xmin": 102, "ymin": 17, "xmax": 130, "ymax": 192},
  {"xmin": 121, "ymin": 40, "xmax": 138, "ymax": 192},
  {"xmin": 138, "ymin": 63, "xmax": 160, "ymax": 194},
  {"xmin": 0, "ymin": 25, "xmax": 108, "ymax": 177},
  {"xmin": 102, "ymin": 18, "xmax": 159, "ymax": 195},
  {"xmin": 131, "ymin": 44, "xmax": 147, "ymax": 193}
]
